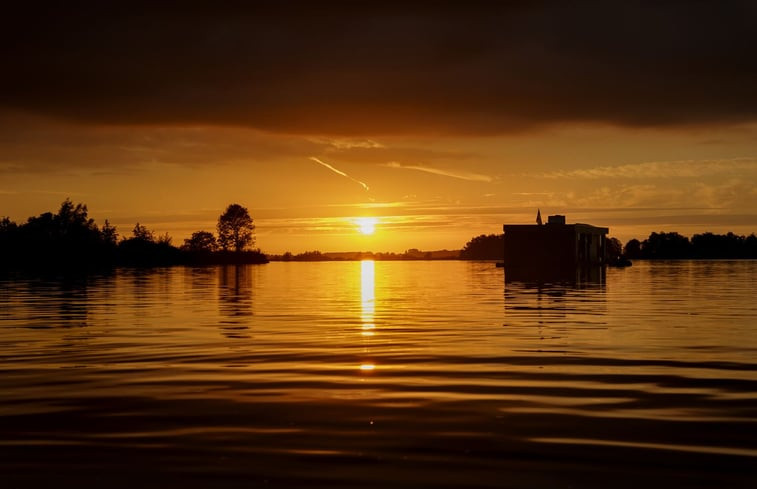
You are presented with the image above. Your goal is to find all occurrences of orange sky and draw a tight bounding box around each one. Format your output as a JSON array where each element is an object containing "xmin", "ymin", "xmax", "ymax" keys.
[{"xmin": 2, "ymin": 3, "xmax": 756, "ymax": 253}]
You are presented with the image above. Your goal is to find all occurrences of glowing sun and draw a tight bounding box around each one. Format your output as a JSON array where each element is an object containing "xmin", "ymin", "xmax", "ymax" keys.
[{"xmin": 356, "ymin": 217, "xmax": 377, "ymax": 235}]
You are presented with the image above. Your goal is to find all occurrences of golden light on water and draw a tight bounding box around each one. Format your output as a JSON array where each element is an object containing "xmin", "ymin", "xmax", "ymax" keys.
[
  {"xmin": 361, "ymin": 326, "xmax": 376, "ymax": 337},
  {"xmin": 360, "ymin": 260, "xmax": 375, "ymax": 329},
  {"xmin": 360, "ymin": 260, "xmax": 376, "ymax": 370}
]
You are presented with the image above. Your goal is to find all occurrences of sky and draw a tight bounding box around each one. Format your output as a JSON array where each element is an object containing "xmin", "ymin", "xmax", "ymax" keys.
[{"xmin": 2, "ymin": 1, "xmax": 757, "ymax": 253}]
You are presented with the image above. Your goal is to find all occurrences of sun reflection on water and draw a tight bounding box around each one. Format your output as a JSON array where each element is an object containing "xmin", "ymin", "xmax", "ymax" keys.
[
  {"xmin": 360, "ymin": 260, "xmax": 375, "ymax": 334},
  {"xmin": 360, "ymin": 260, "xmax": 376, "ymax": 370}
]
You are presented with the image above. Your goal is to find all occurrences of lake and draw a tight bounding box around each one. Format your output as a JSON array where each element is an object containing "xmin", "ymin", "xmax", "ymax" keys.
[{"xmin": 1, "ymin": 260, "xmax": 756, "ymax": 488}]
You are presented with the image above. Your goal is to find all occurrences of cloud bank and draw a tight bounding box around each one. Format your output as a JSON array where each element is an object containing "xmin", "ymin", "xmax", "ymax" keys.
[
  {"xmin": 2, "ymin": 2, "xmax": 757, "ymax": 135},
  {"xmin": 536, "ymin": 158, "xmax": 757, "ymax": 179}
]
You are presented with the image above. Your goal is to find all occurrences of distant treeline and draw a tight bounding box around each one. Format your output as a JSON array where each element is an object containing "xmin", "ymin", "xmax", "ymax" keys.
[
  {"xmin": 460, "ymin": 234, "xmax": 504, "ymax": 260},
  {"xmin": 0, "ymin": 200, "xmax": 267, "ymax": 270},
  {"xmin": 269, "ymin": 249, "xmax": 460, "ymax": 262},
  {"xmin": 458, "ymin": 231, "xmax": 757, "ymax": 261},
  {"xmin": 623, "ymin": 232, "xmax": 757, "ymax": 259}
]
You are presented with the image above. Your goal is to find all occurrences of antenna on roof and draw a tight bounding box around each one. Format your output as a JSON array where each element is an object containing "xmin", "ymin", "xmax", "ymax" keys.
[{"xmin": 536, "ymin": 209, "xmax": 543, "ymax": 225}]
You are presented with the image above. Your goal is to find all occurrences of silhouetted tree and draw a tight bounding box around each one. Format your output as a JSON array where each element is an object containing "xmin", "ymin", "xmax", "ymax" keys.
[
  {"xmin": 117, "ymin": 222, "xmax": 182, "ymax": 266},
  {"xmin": 0, "ymin": 216, "xmax": 18, "ymax": 244},
  {"xmin": 39, "ymin": 200, "xmax": 100, "ymax": 257},
  {"xmin": 1, "ymin": 199, "xmax": 110, "ymax": 268},
  {"xmin": 217, "ymin": 204, "xmax": 255, "ymax": 252},
  {"xmin": 295, "ymin": 250, "xmax": 326, "ymax": 261},
  {"xmin": 183, "ymin": 230, "xmax": 218, "ymax": 252},
  {"xmin": 641, "ymin": 232, "xmax": 691, "ymax": 259},
  {"xmin": 102, "ymin": 220, "xmax": 118, "ymax": 246},
  {"xmin": 605, "ymin": 237, "xmax": 623, "ymax": 260},
  {"xmin": 624, "ymin": 239, "xmax": 642, "ymax": 259},
  {"xmin": 746, "ymin": 234, "xmax": 757, "ymax": 258},
  {"xmin": 460, "ymin": 234, "xmax": 504, "ymax": 260},
  {"xmin": 156, "ymin": 232, "xmax": 172, "ymax": 245},
  {"xmin": 0, "ymin": 216, "xmax": 16, "ymax": 231},
  {"xmin": 1, "ymin": 200, "xmax": 266, "ymax": 269},
  {"xmin": 0, "ymin": 217, "xmax": 19, "ymax": 267},
  {"xmin": 56, "ymin": 199, "xmax": 94, "ymax": 231},
  {"xmin": 131, "ymin": 222, "xmax": 154, "ymax": 242},
  {"xmin": 691, "ymin": 232, "xmax": 743, "ymax": 258}
]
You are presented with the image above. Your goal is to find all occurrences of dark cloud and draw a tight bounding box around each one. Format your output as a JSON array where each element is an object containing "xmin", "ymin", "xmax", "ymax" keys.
[
  {"xmin": 2, "ymin": 1, "xmax": 756, "ymax": 134},
  {"xmin": 0, "ymin": 114, "xmax": 326, "ymax": 174}
]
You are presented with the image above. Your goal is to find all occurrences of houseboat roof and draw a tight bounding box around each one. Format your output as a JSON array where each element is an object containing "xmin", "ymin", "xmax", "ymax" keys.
[
  {"xmin": 504, "ymin": 213, "xmax": 608, "ymax": 235},
  {"xmin": 503, "ymin": 223, "xmax": 609, "ymax": 235}
]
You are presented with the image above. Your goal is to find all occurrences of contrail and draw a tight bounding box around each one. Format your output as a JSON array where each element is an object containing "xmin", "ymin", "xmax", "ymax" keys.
[
  {"xmin": 385, "ymin": 161, "xmax": 493, "ymax": 182},
  {"xmin": 309, "ymin": 157, "xmax": 369, "ymax": 191}
]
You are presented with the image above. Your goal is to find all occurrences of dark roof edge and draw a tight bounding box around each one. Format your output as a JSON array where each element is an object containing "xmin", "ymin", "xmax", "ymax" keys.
[{"xmin": 503, "ymin": 223, "xmax": 609, "ymax": 234}]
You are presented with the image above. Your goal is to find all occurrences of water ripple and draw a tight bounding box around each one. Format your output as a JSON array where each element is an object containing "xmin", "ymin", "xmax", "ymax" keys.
[{"xmin": 1, "ymin": 261, "xmax": 756, "ymax": 488}]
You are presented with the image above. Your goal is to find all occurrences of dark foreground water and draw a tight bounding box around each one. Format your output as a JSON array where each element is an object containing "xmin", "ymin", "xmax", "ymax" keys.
[{"xmin": 1, "ymin": 261, "xmax": 756, "ymax": 488}]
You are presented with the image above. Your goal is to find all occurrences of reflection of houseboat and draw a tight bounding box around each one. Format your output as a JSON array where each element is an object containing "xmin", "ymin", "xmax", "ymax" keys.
[{"xmin": 501, "ymin": 214, "xmax": 609, "ymax": 281}]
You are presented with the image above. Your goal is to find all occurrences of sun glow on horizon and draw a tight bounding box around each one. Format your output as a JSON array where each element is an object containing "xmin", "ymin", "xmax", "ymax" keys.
[{"xmin": 356, "ymin": 217, "xmax": 378, "ymax": 235}]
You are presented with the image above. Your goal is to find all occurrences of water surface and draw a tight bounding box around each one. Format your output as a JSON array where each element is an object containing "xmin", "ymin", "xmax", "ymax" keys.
[{"xmin": 1, "ymin": 261, "xmax": 756, "ymax": 487}]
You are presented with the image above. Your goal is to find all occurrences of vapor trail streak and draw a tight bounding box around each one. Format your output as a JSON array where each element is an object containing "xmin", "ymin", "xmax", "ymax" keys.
[
  {"xmin": 309, "ymin": 157, "xmax": 369, "ymax": 191},
  {"xmin": 385, "ymin": 161, "xmax": 492, "ymax": 182}
]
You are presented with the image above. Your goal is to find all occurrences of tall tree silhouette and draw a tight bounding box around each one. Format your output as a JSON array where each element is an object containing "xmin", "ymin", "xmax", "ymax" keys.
[{"xmin": 217, "ymin": 204, "xmax": 255, "ymax": 252}]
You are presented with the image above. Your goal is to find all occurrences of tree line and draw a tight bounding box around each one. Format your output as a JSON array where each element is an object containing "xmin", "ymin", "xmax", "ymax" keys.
[
  {"xmin": 623, "ymin": 232, "xmax": 757, "ymax": 259},
  {"xmin": 0, "ymin": 200, "xmax": 267, "ymax": 270},
  {"xmin": 459, "ymin": 234, "xmax": 504, "ymax": 260},
  {"xmin": 459, "ymin": 231, "xmax": 757, "ymax": 261},
  {"xmin": 269, "ymin": 249, "xmax": 460, "ymax": 261}
]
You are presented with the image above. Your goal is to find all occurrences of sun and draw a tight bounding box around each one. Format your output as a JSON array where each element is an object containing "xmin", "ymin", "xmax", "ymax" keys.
[{"xmin": 356, "ymin": 217, "xmax": 377, "ymax": 235}]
